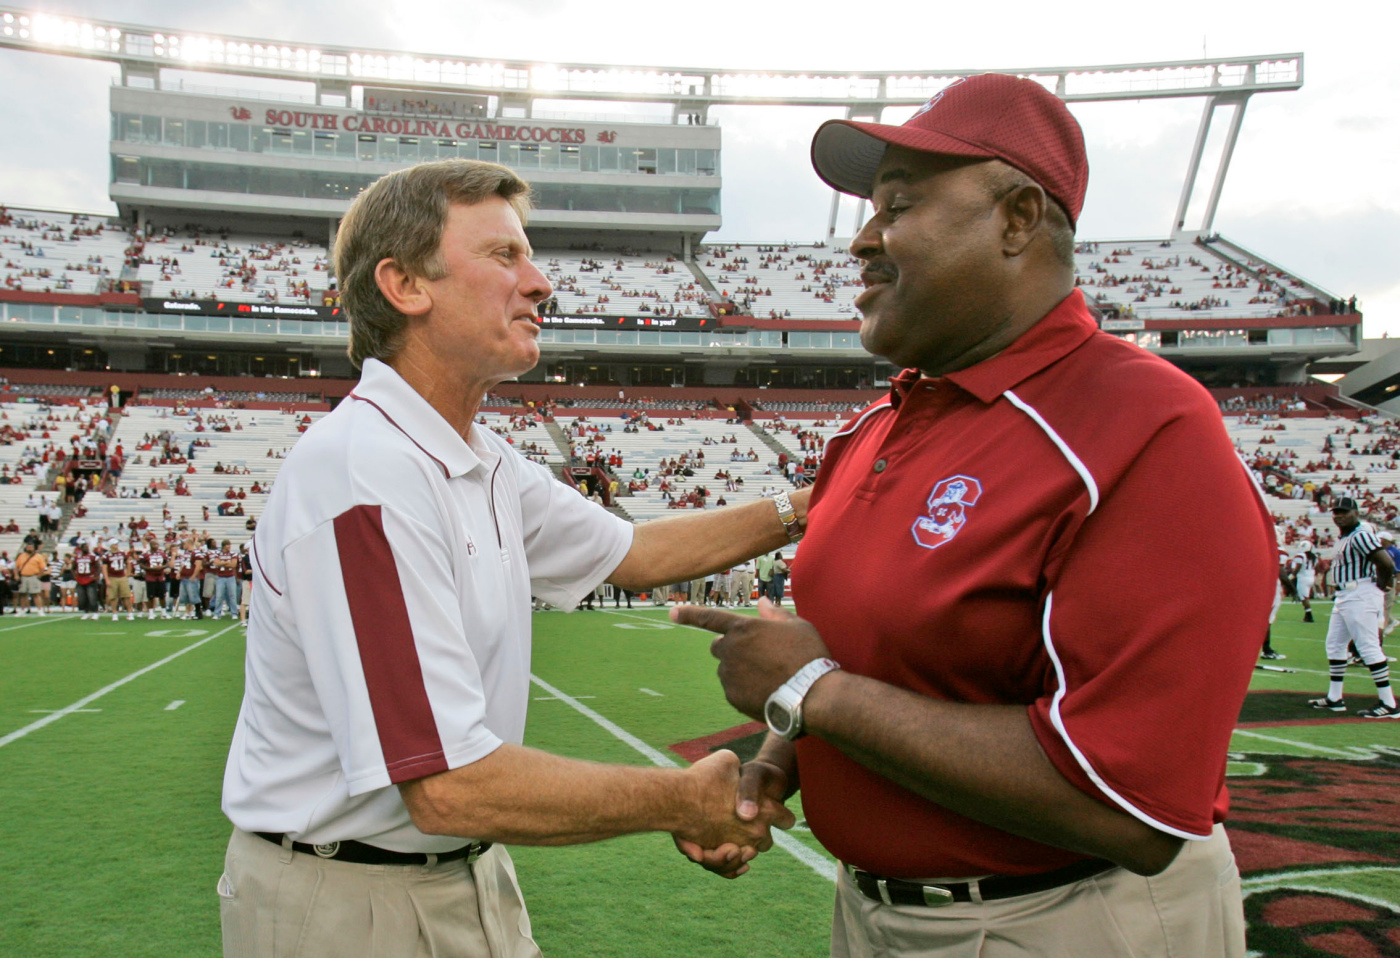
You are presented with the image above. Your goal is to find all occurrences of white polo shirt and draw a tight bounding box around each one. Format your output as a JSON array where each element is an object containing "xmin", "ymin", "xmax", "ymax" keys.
[{"xmin": 222, "ymin": 359, "xmax": 633, "ymax": 852}]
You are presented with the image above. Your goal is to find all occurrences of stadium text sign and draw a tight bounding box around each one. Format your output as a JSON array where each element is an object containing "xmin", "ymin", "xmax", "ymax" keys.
[
  {"xmin": 535, "ymin": 315, "xmax": 711, "ymax": 332},
  {"xmin": 259, "ymin": 109, "xmax": 598, "ymax": 144},
  {"xmin": 143, "ymin": 298, "xmax": 341, "ymax": 321}
]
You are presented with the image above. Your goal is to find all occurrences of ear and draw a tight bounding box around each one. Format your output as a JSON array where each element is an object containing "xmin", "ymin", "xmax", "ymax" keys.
[
  {"xmin": 1000, "ymin": 183, "xmax": 1047, "ymax": 258},
  {"xmin": 373, "ymin": 257, "xmax": 433, "ymax": 317}
]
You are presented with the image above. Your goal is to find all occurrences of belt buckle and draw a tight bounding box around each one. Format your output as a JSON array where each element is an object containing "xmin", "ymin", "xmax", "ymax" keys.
[
  {"xmin": 464, "ymin": 841, "xmax": 489, "ymax": 864},
  {"xmin": 920, "ymin": 884, "xmax": 955, "ymax": 906}
]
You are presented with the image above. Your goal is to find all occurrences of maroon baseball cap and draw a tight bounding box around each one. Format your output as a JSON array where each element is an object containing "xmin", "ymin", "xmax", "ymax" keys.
[{"xmin": 811, "ymin": 73, "xmax": 1089, "ymax": 227}]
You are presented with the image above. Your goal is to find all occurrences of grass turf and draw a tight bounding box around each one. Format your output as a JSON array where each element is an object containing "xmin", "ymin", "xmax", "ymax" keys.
[{"xmin": 1, "ymin": 599, "xmax": 1397, "ymax": 956}]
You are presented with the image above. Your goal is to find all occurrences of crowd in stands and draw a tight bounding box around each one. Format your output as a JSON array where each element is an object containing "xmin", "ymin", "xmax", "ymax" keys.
[
  {"xmin": 539, "ymin": 253, "xmax": 708, "ymax": 317},
  {"xmin": 2, "ymin": 203, "xmax": 1353, "ymax": 327},
  {"xmin": 702, "ymin": 243, "xmax": 864, "ymax": 320},
  {"xmin": 1071, "ymin": 238, "xmax": 1337, "ymax": 321},
  {"xmin": 130, "ymin": 221, "xmax": 334, "ymax": 305},
  {"xmin": 1234, "ymin": 415, "xmax": 1400, "ymax": 565},
  {"xmin": 1220, "ymin": 394, "xmax": 1311, "ymax": 413},
  {"xmin": 0, "ymin": 206, "xmax": 126, "ymax": 294}
]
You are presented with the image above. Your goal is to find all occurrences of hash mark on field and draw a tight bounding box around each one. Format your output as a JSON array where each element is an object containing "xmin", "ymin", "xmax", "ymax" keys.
[
  {"xmin": 639, "ymin": 688, "xmax": 663, "ymax": 697},
  {"xmin": 0, "ymin": 622, "xmax": 240, "ymax": 749},
  {"xmin": 165, "ymin": 700, "xmax": 185, "ymax": 711}
]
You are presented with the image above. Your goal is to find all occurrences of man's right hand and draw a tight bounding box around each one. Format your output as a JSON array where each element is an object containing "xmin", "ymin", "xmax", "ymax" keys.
[
  {"xmin": 677, "ymin": 750, "xmax": 800, "ymax": 879},
  {"xmin": 675, "ymin": 756, "xmax": 794, "ymax": 879}
]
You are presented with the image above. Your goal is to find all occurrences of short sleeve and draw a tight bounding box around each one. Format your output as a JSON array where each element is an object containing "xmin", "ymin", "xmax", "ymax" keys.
[
  {"xmin": 511, "ymin": 454, "xmax": 634, "ymax": 609},
  {"xmin": 283, "ymin": 503, "xmax": 502, "ymax": 797},
  {"xmin": 1027, "ymin": 408, "xmax": 1276, "ymax": 839}
]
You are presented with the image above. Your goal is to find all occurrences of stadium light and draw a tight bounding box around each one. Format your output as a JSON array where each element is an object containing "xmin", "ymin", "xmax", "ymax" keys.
[{"xmin": 0, "ymin": 6, "xmax": 1302, "ymax": 108}]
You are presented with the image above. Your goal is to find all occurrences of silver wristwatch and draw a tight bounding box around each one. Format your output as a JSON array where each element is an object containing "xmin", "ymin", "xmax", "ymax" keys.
[{"xmin": 764, "ymin": 657, "xmax": 841, "ymax": 741}]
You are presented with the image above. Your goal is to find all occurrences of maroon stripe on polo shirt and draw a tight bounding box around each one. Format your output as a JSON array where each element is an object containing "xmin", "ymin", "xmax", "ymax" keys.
[{"xmin": 333, "ymin": 504, "xmax": 448, "ymax": 782}]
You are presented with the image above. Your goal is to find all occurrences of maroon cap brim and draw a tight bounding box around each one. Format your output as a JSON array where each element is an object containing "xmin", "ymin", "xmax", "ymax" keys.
[{"xmin": 811, "ymin": 119, "xmax": 997, "ymax": 199}]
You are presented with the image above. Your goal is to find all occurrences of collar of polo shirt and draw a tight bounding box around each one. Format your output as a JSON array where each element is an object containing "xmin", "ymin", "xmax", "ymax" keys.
[{"xmin": 350, "ymin": 359, "xmax": 485, "ymax": 479}]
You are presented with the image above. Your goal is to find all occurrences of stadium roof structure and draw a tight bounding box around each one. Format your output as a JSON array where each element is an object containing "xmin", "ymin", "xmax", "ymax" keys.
[{"xmin": 0, "ymin": 6, "xmax": 1302, "ymax": 237}]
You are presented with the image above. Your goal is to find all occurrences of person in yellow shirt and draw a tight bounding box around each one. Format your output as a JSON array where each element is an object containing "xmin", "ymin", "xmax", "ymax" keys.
[{"xmin": 15, "ymin": 541, "xmax": 49, "ymax": 615}]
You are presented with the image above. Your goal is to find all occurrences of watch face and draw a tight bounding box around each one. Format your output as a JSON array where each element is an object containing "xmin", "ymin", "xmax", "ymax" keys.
[{"xmin": 765, "ymin": 698, "xmax": 796, "ymax": 737}]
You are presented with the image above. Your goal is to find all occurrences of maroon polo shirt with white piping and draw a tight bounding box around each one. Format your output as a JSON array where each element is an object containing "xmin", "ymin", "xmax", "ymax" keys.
[
  {"xmin": 222, "ymin": 358, "xmax": 633, "ymax": 852},
  {"xmin": 794, "ymin": 290, "xmax": 1276, "ymax": 878}
]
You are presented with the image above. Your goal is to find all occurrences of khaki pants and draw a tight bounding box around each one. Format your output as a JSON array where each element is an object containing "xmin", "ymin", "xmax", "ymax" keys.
[
  {"xmin": 734, "ymin": 572, "xmax": 754, "ymax": 605},
  {"xmin": 219, "ymin": 828, "xmax": 540, "ymax": 958},
  {"xmin": 831, "ymin": 825, "xmax": 1243, "ymax": 958}
]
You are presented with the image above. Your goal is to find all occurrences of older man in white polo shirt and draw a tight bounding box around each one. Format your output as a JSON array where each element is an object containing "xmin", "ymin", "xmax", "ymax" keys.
[{"xmin": 220, "ymin": 160, "xmax": 805, "ymax": 958}]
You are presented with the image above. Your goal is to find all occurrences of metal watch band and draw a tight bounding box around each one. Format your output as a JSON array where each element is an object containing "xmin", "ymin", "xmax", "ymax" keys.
[{"xmin": 772, "ymin": 490, "xmax": 803, "ymax": 542}]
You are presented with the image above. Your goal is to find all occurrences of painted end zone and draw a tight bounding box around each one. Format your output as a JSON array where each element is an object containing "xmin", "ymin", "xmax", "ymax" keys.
[{"xmin": 669, "ymin": 721, "xmax": 766, "ymax": 764}]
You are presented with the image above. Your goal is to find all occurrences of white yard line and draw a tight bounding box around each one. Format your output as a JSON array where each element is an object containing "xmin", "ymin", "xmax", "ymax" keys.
[
  {"xmin": 529, "ymin": 671, "xmax": 836, "ymax": 883},
  {"xmin": 0, "ymin": 615, "xmax": 69, "ymax": 633},
  {"xmin": 1231, "ymin": 728, "xmax": 1375, "ymax": 758},
  {"xmin": 0, "ymin": 623, "xmax": 239, "ymax": 749},
  {"xmin": 1242, "ymin": 865, "xmax": 1400, "ymax": 886}
]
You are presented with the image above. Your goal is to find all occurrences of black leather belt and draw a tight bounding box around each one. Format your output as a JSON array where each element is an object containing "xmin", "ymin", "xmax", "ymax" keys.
[
  {"xmin": 846, "ymin": 857, "xmax": 1116, "ymax": 906},
  {"xmin": 255, "ymin": 831, "xmax": 491, "ymax": 867}
]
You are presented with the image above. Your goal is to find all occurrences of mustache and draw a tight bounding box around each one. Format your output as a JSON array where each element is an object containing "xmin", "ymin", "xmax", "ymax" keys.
[{"xmin": 861, "ymin": 260, "xmax": 898, "ymax": 284}]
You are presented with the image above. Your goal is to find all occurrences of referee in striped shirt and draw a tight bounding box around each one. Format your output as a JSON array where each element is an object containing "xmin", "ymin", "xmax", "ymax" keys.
[{"xmin": 1309, "ymin": 497, "xmax": 1400, "ymax": 718}]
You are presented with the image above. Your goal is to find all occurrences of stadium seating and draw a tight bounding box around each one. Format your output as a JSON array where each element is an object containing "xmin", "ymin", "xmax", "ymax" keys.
[
  {"xmin": 0, "ymin": 398, "xmax": 109, "ymax": 557},
  {"xmin": 697, "ymin": 244, "xmax": 864, "ymax": 320},
  {"xmin": 1, "ymin": 204, "xmax": 1335, "ymax": 323},
  {"xmin": 72, "ymin": 406, "xmax": 325, "ymax": 547},
  {"xmin": 538, "ymin": 251, "xmax": 708, "ymax": 318},
  {"xmin": 574, "ymin": 416, "xmax": 794, "ymax": 522},
  {"xmin": 1224, "ymin": 413, "xmax": 1400, "ymax": 552},
  {"xmin": 1073, "ymin": 238, "xmax": 1329, "ymax": 320},
  {"xmin": 134, "ymin": 231, "xmax": 332, "ymax": 305},
  {"xmin": 0, "ymin": 207, "xmax": 129, "ymax": 294}
]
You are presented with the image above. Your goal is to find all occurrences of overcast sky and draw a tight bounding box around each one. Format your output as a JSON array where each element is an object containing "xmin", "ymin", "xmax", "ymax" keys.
[{"xmin": 1, "ymin": 0, "xmax": 1395, "ymax": 332}]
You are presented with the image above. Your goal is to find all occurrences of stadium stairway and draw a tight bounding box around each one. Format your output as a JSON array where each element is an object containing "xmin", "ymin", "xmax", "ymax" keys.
[
  {"xmin": 542, "ymin": 421, "xmax": 573, "ymax": 463},
  {"xmin": 683, "ymin": 259, "xmax": 719, "ymax": 297},
  {"xmin": 746, "ymin": 420, "xmax": 793, "ymax": 461}
]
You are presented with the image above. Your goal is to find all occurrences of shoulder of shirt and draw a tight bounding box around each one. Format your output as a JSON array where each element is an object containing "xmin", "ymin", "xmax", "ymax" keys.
[
  {"xmin": 283, "ymin": 400, "xmax": 452, "ymax": 501},
  {"xmin": 1032, "ymin": 328, "xmax": 1220, "ymax": 423}
]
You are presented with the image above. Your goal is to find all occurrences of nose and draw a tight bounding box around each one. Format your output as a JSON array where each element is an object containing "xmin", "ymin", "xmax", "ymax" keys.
[
  {"xmin": 520, "ymin": 257, "xmax": 552, "ymax": 304},
  {"xmin": 849, "ymin": 213, "xmax": 882, "ymax": 260}
]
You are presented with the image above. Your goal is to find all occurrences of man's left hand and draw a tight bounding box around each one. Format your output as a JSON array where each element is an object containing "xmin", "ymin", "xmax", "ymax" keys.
[{"xmin": 672, "ymin": 598, "xmax": 831, "ymax": 720}]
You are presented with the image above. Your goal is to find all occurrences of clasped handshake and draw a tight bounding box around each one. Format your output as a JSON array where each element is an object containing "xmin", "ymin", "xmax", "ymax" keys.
[
  {"xmin": 672, "ymin": 749, "xmax": 794, "ymax": 879},
  {"xmin": 669, "ymin": 597, "xmax": 834, "ymax": 879}
]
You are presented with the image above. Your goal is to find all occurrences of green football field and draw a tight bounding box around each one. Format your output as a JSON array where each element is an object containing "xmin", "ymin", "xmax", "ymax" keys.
[{"xmin": 3, "ymin": 600, "xmax": 1399, "ymax": 957}]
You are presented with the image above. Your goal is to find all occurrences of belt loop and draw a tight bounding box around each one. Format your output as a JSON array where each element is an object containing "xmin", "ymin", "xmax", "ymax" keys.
[
  {"xmin": 876, "ymin": 878, "xmax": 893, "ymax": 906},
  {"xmin": 424, "ymin": 852, "xmax": 439, "ymax": 869},
  {"xmin": 966, "ymin": 879, "xmax": 984, "ymax": 904},
  {"xmin": 278, "ymin": 834, "xmax": 295, "ymax": 865}
]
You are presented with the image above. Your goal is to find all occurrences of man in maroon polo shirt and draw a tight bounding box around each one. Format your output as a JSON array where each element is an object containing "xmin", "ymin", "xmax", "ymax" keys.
[{"xmin": 676, "ymin": 74, "xmax": 1275, "ymax": 957}]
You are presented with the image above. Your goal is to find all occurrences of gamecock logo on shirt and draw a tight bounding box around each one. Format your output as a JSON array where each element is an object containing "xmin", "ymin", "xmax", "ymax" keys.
[{"xmin": 912, "ymin": 475, "xmax": 982, "ymax": 550}]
